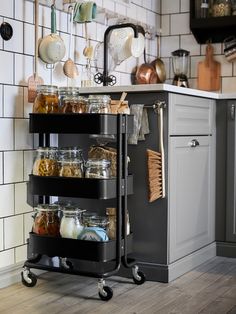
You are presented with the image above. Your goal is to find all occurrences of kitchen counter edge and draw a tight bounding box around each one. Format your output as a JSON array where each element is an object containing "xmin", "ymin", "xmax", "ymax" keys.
[{"xmin": 80, "ymin": 84, "xmax": 236, "ymax": 100}]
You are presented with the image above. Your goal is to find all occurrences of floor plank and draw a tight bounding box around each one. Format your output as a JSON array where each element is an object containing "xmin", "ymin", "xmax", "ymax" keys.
[{"xmin": 0, "ymin": 257, "xmax": 235, "ymax": 314}]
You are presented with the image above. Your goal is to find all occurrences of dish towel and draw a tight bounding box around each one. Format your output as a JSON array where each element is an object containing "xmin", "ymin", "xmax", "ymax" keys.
[
  {"xmin": 128, "ymin": 105, "xmax": 149, "ymax": 145},
  {"xmin": 139, "ymin": 107, "xmax": 150, "ymax": 141},
  {"xmin": 73, "ymin": 1, "xmax": 97, "ymax": 23}
]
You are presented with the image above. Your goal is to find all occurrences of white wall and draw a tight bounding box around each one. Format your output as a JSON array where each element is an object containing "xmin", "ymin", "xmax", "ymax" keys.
[{"xmin": 0, "ymin": 0, "xmax": 159, "ymax": 286}]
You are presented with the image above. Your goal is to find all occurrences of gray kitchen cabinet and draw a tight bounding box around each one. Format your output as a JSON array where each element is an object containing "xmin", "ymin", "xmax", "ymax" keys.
[
  {"xmin": 168, "ymin": 94, "xmax": 216, "ymax": 263},
  {"xmin": 226, "ymin": 101, "xmax": 236, "ymax": 243}
]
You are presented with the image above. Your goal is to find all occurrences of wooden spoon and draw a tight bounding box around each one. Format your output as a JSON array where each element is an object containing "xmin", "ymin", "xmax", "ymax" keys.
[
  {"xmin": 27, "ymin": 0, "xmax": 44, "ymax": 103},
  {"xmin": 63, "ymin": 6, "xmax": 79, "ymax": 79},
  {"xmin": 83, "ymin": 22, "xmax": 93, "ymax": 59},
  {"xmin": 117, "ymin": 92, "xmax": 127, "ymax": 109}
]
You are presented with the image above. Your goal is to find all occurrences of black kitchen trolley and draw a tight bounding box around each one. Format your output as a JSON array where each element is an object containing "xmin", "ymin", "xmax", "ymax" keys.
[{"xmin": 21, "ymin": 113, "xmax": 145, "ymax": 301}]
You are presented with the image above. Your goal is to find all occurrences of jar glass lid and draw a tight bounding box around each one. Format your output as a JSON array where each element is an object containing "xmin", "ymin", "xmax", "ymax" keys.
[
  {"xmin": 35, "ymin": 204, "xmax": 59, "ymax": 212},
  {"xmin": 58, "ymin": 86, "xmax": 80, "ymax": 96},
  {"xmin": 37, "ymin": 85, "xmax": 58, "ymax": 94},
  {"xmin": 86, "ymin": 158, "xmax": 110, "ymax": 167},
  {"xmin": 88, "ymin": 95, "xmax": 111, "ymax": 102}
]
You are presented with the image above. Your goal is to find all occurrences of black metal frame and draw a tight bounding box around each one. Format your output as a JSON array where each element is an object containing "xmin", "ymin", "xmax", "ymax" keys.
[{"xmin": 23, "ymin": 113, "xmax": 136, "ymax": 280}]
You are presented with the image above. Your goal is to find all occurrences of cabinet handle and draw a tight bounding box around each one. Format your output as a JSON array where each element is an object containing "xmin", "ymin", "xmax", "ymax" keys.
[
  {"xmin": 230, "ymin": 104, "xmax": 235, "ymax": 120},
  {"xmin": 189, "ymin": 139, "xmax": 200, "ymax": 147}
]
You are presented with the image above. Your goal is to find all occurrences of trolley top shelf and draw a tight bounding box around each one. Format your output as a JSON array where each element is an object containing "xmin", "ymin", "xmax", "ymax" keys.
[{"xmin": 29, "ymin": 113, "xmax": 134, "ymax": 135}]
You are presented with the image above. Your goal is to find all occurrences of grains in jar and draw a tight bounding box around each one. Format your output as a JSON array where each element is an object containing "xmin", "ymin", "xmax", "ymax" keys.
[
  {"xmin": 32, "ymin": 147, "xmax": 58, "ymax": 176},
  {"xmin": 85, "ymin": 159, "xmax": 111, "ymax": 179},
  {"xmin": 33, "ymin": 85, "xmax": 59, "ymax": 113}
]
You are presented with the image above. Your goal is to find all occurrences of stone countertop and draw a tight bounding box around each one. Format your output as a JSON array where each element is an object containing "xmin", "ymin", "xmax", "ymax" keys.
[{"xmin": 80, "ymin": 83, "xmax": 236, "ymax": 100}]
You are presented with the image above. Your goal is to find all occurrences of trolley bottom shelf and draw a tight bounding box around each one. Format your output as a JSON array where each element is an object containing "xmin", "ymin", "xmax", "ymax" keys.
[{"xmin": 22, "ymin": 233, "xmax": 146, "ymax": 301}]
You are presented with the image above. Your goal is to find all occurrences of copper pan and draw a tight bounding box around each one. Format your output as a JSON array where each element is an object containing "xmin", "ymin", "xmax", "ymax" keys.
[
  {"xmin": 150, "ymin": 34, "xmax": 166, "ymax": 83},
  {"xmin": 135, "ymin": 47, "xmax": 157, "ymax": 84}
]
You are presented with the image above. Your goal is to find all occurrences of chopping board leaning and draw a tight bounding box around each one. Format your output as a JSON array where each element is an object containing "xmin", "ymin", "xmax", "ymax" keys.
[{"xmin": 197, "ymin": 44, "xmax": 221, "ymax": 91}]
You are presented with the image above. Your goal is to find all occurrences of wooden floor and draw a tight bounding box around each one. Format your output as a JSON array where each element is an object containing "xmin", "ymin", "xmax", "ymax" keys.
[{"xmin": 0, "ymin": 257, "xmax": 235, "ymax": 314}]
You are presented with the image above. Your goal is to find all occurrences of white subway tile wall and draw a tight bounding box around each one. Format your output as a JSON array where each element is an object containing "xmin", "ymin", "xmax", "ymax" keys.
[
  {"xmin": 0, "ymin": 250, "xmax": 14, "ymax": 269},
  {"xmin": 4, "ymin": 215, "xmax": 24, "ymax": 249},
  {"xmin": 0, "ymin": 0, "xmax": 159, "ymax": 278},
  {"xmin": 0, "ymin": 184, "xmax": 14, "ymax": 218},
  {"xmin": 4, "ymin": 151, "xmax": 24, "ymax": 184},
  {"xmin": 0, "ymin": 153, "xmax": 2, "ymax": 184},
  {"xmin": 0, "ymin": 219, "xmax": 3, "ymax": 251}
]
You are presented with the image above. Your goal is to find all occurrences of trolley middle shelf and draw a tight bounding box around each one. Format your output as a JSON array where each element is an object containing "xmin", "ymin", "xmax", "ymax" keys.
[{"xmin": 29, "ymin": 174, "xmax": 133, "ymax": 199}]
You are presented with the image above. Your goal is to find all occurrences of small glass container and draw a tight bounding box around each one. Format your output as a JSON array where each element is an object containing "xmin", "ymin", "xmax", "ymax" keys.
[
  {"xmin": 32, "ymin": 204, "xmax": 60, "ymax": 236},
  {"xmin": 85, "ymin": 159, "xmax": 111, "ymax": 179},
  {"xmin": 32, "ymin": 147, "xmax": 58, "ymax": 176},
  {"xmin": 212, "ymin": 0, "xmax": 232, "ymax": 16},
  {"xmin": 81, "ymin": 60, "xmax": 95, "ymax": 87},
  {"xmin": 82, "ymin": 211, "xmax": 97, "ymax": 226},
  {"xmin": 231, "ymin": 0, "xmax": 236, "ymax": 14},
  {"xmin": 106, "ymin": 207, "xmax": 130, "ymax": 240},
  {"xmin": 87, "ymin": 95, "xmax": 111, "ymax": 114},
  {"xmin": 58, "ymin": 146, "xmax": 84, "ymax": 177},
  {"xmin": 78, "ymin": 215, "xmax": 109, "ymax": 241},
  {"xmin": 58, "ymin": 86, "xmax": 80, "ymax": 108},
  {"xmin": 60, "ymin": 206, "xmax": 84, "ymax": 239},
  {"xmin": 61, "ymin": 95, "xmax": 87, "ymax": 113},
  {"xmin": 33, "ymin": 85, "xmax": 59, "ymax": 113}
]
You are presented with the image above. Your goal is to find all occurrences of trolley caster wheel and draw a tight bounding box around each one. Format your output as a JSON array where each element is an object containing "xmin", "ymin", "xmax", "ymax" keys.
[
  {"xmin": 60, "ymin": 258, "xmax": 73, "ymax": 270},
  {"xmin": 21, "ymin": 268, "xmax": 37, "ymax": 287},
  {"xmin": 98, "ymin": 286, "xmax": 113, "ymax": 301},
  {"xmin": 132, "ymin": 266, "xmax": 146, "ymax": 285}
]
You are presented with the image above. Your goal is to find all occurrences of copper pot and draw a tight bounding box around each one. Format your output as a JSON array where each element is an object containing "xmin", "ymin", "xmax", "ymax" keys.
[
  {"xmin": 150, "ymin": 34, "xmax": 166, "ymax": 83},
  {"xmin": 135, "ymin": 48, "xmax": 157, "ymax": 84}
]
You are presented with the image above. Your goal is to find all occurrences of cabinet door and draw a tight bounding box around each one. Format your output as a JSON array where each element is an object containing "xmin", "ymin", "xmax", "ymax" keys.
[
  {"xmin": 168, "ymin": 136, "xmax": 215, "ymax": 263},
  {"xmin": 226, "ymin": 101, "xmax": 236, "ymax": 242}
]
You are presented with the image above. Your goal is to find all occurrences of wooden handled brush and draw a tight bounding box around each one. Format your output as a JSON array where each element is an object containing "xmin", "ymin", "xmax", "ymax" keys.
[{"xmin": 147, "ymin": 103, "xmax": 165, "ymax": 202}]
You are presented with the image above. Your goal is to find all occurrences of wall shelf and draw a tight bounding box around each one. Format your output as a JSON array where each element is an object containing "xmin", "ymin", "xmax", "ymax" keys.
[{"xmin": 190, "ymin": 0, "xmax": 236, "ymax": 44}]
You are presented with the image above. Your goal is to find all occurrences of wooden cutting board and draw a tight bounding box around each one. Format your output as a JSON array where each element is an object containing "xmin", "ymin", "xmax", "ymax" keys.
[{"xmin": 197, "ymin": 44, "xmax": 221, "ymax": 91}]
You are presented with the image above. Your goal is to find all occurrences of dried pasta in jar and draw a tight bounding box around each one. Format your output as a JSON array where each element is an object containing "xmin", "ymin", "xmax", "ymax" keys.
[
  {"xmin": 33, "ymin": 85, "xmax": 59, "ymax": 113},
  {"xmin": 32, "ymin": 147, "xmax": 58, "ymax": 176}
]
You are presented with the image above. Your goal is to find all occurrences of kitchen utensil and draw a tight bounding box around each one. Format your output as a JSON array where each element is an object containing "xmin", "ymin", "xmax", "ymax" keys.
[
  {"xmin": 63, "ymin": 6, "xmax": 79, "ymax": 79},
  {"xmin": 0, "ymin": 22, "xmax": 13, "ymax": 41},
  {"xmin": 38, "ymin": 4, "xmax": 66, "ymax": 65},
  {"xmin": 197, "ymin": 43, "xmax": 221, "ymax": 91},
  {"xmin": 109, "ymin": 26, "xmax": 134, "ymax": 65},
  {"xmin": 27, "ymin": 0, "xmax": 44, "ymax": 103},
  {"xmin": 151, "ymin": 34, "xmax": 166, "ymax": 83},
  {"xmin": 94, "ymin": 41, "xmax": 116, "ymax": 72},
  {"xmin": 135, "ymin": 47, "xmax": 157, "ymax": 84},
  {"xmin": 223, "ymin": 36, "xmax": 236, "ymax": 62},
  {"xmin": 129, "ymin": 31, "xmax": 145, "ymax": 58},
  {"xmin": 117, "ymin": 92, "xmax": 127, "ymax": 108},
  {"xmin": 83, "ymin": 22, "xmax": 93, "ymax": 59},
  {"xmin": 147, "ymin": 102, "xmax": 165, "ymax": 202},
  {"xmin": 171, "ymin": 49, "xmax": 190, "ymax": 87}
]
